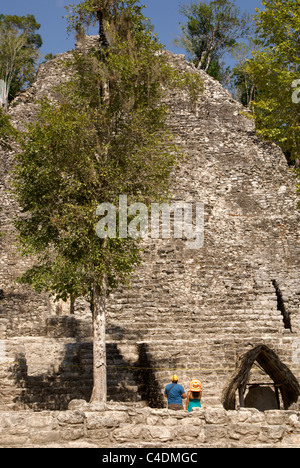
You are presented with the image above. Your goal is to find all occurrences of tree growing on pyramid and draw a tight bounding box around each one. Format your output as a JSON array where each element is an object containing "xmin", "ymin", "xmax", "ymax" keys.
[{"xmin": 13, "ymin": 0, "xmax": 203, "ymax": 403}]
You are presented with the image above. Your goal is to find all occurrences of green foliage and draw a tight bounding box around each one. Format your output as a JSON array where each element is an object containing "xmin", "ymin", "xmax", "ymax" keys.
[
  {"xmin": 230, "ymin": 42, "xmax": 258, "ymax": 107},
  {"xmin": 0, "ymin": 107, "xmax": 18, "ymax": 150},
  {"xmin": 65, "ymin": 0, "xmax": 153, "ymax": 44},
  {"xmin": 0, "ymin": 14, "xmax": 42, "ymax": 105},
  {"xmin": 0, "ymin": 14, "xmax": 42, "ymax": 48},
  {"xmin": 14, "ymin": 97, "xmax": 142, "ymax": 300},
  {"xmin": 175, "ymin": 0, "xmax": 250, "ymax": 82},
  {"xmin": 245, "ymin": 0, "xmax": 300, "ymax": 162},
  {"xmin": 13, "ymin": 0, "xmax": 204, "ymax": 303},
  {"xmin": 42, "ymin": 53, "xmax": 56, "ymax": 63}
]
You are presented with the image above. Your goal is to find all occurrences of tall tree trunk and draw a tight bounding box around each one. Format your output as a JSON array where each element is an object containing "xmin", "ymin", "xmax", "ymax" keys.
[
  {"xmin": 204, "ymin": 53, "xmax": 212, "ymax": 72},
  {"xmin": 95, "ymin": 8, "xmax": 110, "ymax": 102},
  {"xmin": 90, "ymin": 276, "xmax": 107, "ymax": 403},
  {"xmin": 70, "ymin": 295, "xmax": 75, "ymax": 315},
  {"xmin": 0, "ymin": 80, "xmax": 9, "ymax": 109},
  {"xmin": 197, "ymin": 50, "xmax": 207, "ymax": 70},
  {"xmin": 96, "ymin": 9, "xmax": 109, "ymax": 50}
]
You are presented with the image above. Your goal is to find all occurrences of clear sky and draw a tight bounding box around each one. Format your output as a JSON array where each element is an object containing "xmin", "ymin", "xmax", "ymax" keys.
[{"xmin": 0, "ymin": 0, "xmax": 264, "ymax": 63}]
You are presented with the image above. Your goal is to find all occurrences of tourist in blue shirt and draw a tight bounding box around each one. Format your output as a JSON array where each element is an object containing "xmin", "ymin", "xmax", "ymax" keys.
[{"xmin": 164, "ymin": 375, "xmax": 186, "ymax": 410}]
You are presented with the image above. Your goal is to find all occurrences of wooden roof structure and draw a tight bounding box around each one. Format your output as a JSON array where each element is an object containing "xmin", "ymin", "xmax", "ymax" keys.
[{"xmin": 222, "ymin": 344, "xmax": 300, "ymax": 410}]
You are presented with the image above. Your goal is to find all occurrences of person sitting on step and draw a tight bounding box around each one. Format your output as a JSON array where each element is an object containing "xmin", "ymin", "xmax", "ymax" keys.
[
  {"xmin": 164, "ymin": 374, "xmax": 186, "ymax": 410},
  {"xmin": 186, "ymin": 379, "xmax": 202, "ymax": 412}
]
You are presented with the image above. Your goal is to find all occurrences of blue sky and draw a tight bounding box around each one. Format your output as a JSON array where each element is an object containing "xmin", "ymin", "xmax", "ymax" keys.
[{"xmin": 0, "ymin": 0, "xmax": 264, "ymax": 65}]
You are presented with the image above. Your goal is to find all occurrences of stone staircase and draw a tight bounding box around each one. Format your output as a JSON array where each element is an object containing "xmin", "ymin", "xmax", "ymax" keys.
[
  {"xmin": 103, "ymin": 272, "xmax": 299, "ymax": 408},
  {"xmin": 0, "ymin": 250, "xmax": 297, "ymax": 411},
  {"xmin": 107, "ymin": 281, "xmax": 285, "ymax": 339}
]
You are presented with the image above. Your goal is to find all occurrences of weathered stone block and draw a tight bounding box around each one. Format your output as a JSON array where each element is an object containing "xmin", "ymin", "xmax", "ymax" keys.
[
  {"xmin": 68, "ymin": 399, "xmax": 90, "ymax": 411},
  {"xmin": 148, "ymin": 425, "xmax": 174, "ymax": 442},
  {"xmin": 264, "ymin": 410, "xmax": 288, "ymax": 426},
  {"xmin": 204, "ymin": 424, "xmax": 228, "ymax": 442},
  {"xmin": 229, "ymin": 423, "xmax": 261, "ymax": 442},
  {"xmin": 0, "ymin": 434, "xmax": 28, "ymax": 446},
  {"xmin": 205, "ymin": 408, "xmax": 227, "ymax": 425},
  {"xmin": 288, "ymin": 413, "xmax": 300, "ymax": 431},
  {"xmin": 113, "ymin": 424, "xmax": 147, "ymax": 442},
  {"xmin": 85, "ymin": 411, "xmax": 129, "ymax": 430},
  {"xmin": 57, "ymin": 411, "xmax": 85, "ymax": 426},
  {"xmin": 30, "ymin": 430, "xmax": 61, "ymax": 445},
  {"xmin": 27, "ymin": 412, "xmax": 54, "ymax": 429},
  {"xmin": 228, "ymin": 408, "xmax": 265, "ymax": 424},
  {"xmin": 60, "ymin": 426, "xmax": 85, "ymax": 441},
  {"xmin": 258, "ymin": 425, "xmax": 285, "ymax": 443}
]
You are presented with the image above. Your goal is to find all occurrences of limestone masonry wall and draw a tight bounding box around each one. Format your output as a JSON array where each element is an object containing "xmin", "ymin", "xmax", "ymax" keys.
[{"xmin": 0, "ymin": 402, "xmax": 299, "ymax": 448}]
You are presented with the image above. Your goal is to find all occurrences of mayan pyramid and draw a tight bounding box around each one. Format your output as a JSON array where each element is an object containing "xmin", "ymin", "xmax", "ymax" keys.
[{"xmin": 0, "ymin": 37, "xmax": 299, "ymax": 411}]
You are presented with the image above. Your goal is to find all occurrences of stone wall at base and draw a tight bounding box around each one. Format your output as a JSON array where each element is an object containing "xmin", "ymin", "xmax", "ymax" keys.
[{"xmin": 0, "ymin": 403, "xmax": 299, "ymax": 448}]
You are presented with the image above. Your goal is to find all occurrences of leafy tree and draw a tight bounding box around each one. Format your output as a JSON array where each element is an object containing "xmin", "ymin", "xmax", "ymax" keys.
[
  {"xmin": 245, "ymin": 0, "xmax": 300, "ymax": 165},
  {"xmin": 0, "ymin": 14, "xmax": 42, "ymax": 48},
  {"xmin": 13, "ymin": 0, "xmax": 203, "ymax": 403},
  {"xmin": 230, "ymin": 41, "xmax": 258, "ymax": 107},
  {"xmin": 0, "ymin": 14, "xmax": 42, "ymax": 107},
  {"xmin": 175, "ymin": 0, "xmax": 250, "ymax": 80}
]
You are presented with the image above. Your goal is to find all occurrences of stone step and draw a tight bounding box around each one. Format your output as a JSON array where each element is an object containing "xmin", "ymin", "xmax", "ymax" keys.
[
  {"xmin": 106, "ymin": 325, "xmax": 282, "ymax": 341},
  {"xmin": 107, "ymin": 309, "xmax": 283, "ymax": 319},
  {"xmin": 108, "ymin": 312, "xmax": 284, "ymax": 322}
]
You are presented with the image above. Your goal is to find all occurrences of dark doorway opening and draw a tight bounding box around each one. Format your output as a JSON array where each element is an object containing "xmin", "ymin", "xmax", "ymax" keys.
[
  {"xmin": 244, "ymin": 384, "xmax": 280, "ymax": 411},
  {"xmin": 272, "ymin": 280, "xmax": 292, "ymax": 331}
]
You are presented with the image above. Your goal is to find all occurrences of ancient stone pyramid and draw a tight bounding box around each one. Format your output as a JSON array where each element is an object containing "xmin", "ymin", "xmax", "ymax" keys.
[{"xmin": 0, "ymin": 38, "xmax": 299, "ymax": 411}]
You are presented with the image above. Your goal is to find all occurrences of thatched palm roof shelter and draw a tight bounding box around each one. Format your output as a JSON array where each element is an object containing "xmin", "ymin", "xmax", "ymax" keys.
[{"xmin": 222, "ymin": 344, "xmax": 300, "ymax": 410}]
